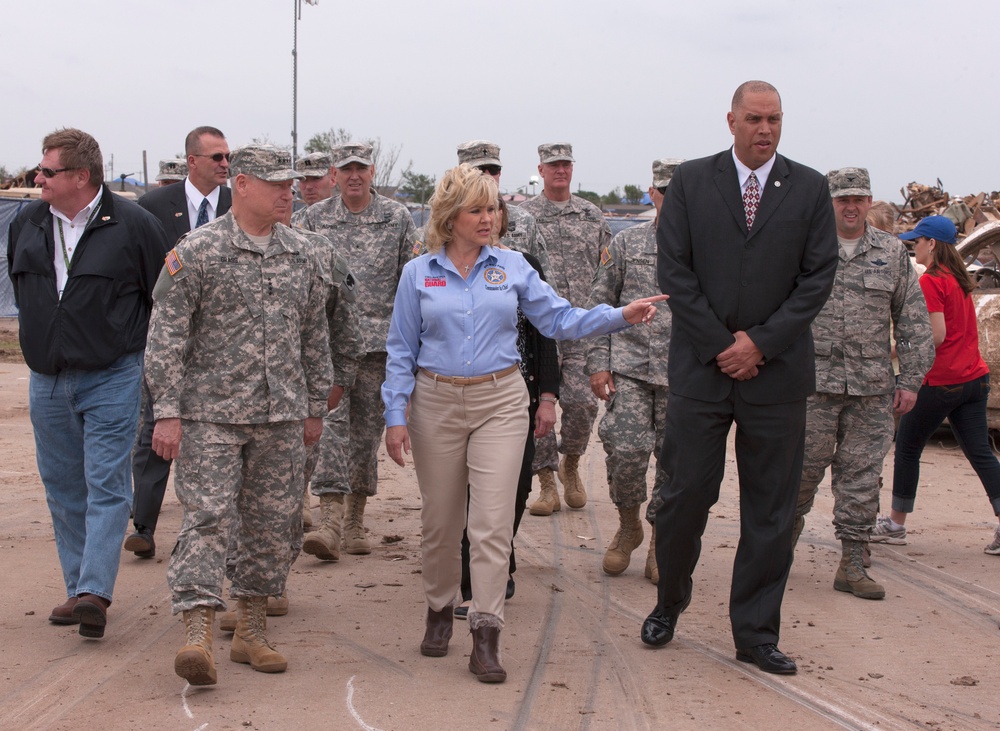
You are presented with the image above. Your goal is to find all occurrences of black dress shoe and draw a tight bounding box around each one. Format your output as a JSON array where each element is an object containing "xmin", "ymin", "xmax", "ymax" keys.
[
  {"xmin": 736, "ymin": 643, "xmax": 797, "ymax": 675},
  {"xmin": 505, "ymin": 577, "xmax": 515, "ymax": 600},
  {"xmin": 123, "ymin": 527, "xmax": 155, "ymax": 558},
  {"xmin": 641, "ymin": 607, "xmax": 678, "ymax": 647}
]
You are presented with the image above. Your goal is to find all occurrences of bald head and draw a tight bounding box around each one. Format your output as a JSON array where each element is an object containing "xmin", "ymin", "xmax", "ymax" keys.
[{"xmin": 732, "ymin": 81, "xmax": 781, "ymax": 112}]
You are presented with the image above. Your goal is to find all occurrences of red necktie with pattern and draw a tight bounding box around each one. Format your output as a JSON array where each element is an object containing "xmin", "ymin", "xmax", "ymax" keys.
[{"xmin": 743, "ymin": 172, "xmax": 760, "ymax": 229}]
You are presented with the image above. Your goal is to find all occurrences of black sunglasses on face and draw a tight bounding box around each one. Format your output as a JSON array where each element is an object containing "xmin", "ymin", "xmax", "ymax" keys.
[
  {"xmin": 38, "ymin": 166, "xmax": 76, "ymax": 178},
  {"xmin": 193, "ymin": 153, "xmax": 231, "ymax": 163},
  {"xmin": 478, "ymin": 165, "xmax": 502, "ymax": 176},
  {"xmin": 656, "ymin": 186, "xmax": 668, "ymax": 195}
]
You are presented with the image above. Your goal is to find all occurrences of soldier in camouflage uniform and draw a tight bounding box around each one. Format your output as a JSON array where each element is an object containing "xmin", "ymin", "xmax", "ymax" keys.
[
  {"xmin": 293, "ymin": 151, "xmax": 337, "ymax": 209},
  {"xmin": 297, "ymin": 142, "xmax": 417, "ymax": 557},
  {"xmin": 793, "ymin": 167, "xmax": 934, "ymax": 600},
  {"xmin": 155, "ymin": 158, "xmax": 187, "ymax": 186},
  {"xmin": 521, "ymin": 143, "xmax": 612, "ymax": 514},
  {"xmin": 145, "ymin": 145, "xmax": 334, "ymax": 684},
  {"xmin": 588, "ymin": 159, "xmax": 680, "ymax": 582}
]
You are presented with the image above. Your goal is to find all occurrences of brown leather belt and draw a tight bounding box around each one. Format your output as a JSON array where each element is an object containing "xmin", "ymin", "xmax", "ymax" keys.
[{"xmin": 419, "ymin": 363, "xmax": 520, "ymax": 386}]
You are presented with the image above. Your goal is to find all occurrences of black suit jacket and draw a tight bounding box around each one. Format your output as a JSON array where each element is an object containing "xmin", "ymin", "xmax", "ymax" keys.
[
  {"xmin": 657, "ymin": 150, "xmax": 837, "ymax": 405},
  {"xmin": 137, "ymin": 179, "xmax": 232, "ymax": 245}
]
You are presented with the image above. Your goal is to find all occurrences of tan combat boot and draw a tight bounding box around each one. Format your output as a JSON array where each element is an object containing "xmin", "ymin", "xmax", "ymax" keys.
[
  {"xmin": 302, "ymin": 494, "xmax": 345, "ymax": 560},
  {"xmin": 603, "ymin": 505, "xmax": 644, "ymax": 575},
  {"xmin": 230, "ymin": 597, "xmax": 287, "ymax": 673},
  {"xmin": 302, "ymin": 484, "xmax": 315, "ymax": 531},
  {"xmin": 834, "ymin": 539, "xmax": 885, "ymax": 600},
  {"xmin": 218, "ymin": 608, "xmax": 237, "ymax": 633},
  {"xmin": 267, "ymin": 593, "xmax": 289, "ymax": 616},
  {"xmin": 559, "ymin": 454, "xmax": 587, "ymax": 509},
  {"xmin": 528, "ymin": 468, "xmax": 561, "ymax": 516},
  {"xmin": 343, "ymin": 494, "xmax": 372, "ymax": 555},
  {"xmin": 644, "ymin": 524, "xmax": 658, "ymax": 585},
  {"xmin": 175, "ymin": 607, "xmax": 217, "ymax": 685}
]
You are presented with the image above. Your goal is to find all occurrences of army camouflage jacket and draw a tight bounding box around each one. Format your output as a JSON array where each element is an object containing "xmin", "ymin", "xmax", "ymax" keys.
[
  {"xmin": 297, "ymin": 191, "xmax": 416, "ymax": 353},
  {"xmin": 586, "ymin": 220, "xmax": 671, "ymax": 386},
  {"xmin": 812, "ymin": 225, "xmax": 934, "ymax": 395},
  {"xmin": 145, "ymin": 213, "xmax": 334, "ymax": 423},
  {"xmin": 519, "ymin": 193, "xmax": 611, "ymax": 308},
  {"xmin": 295, "ymin": 227, "xmax": 364, "ymax": 389}
]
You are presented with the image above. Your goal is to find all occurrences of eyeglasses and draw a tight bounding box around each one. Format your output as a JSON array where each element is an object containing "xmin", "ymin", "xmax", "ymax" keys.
[
  {"xmin": 192, "ymin": 153, "xmax": 231, "ymax": 163},
  {"xmin": 38, "ymin": 166, "xmax": 76, "ymax": 178},
  {"xmin": 656, "ymin": 186, "xmax": 669, "ymax": 195},
  {"xmin": 478, "ymin": 165, "xmax": 502, "ymax": 176}
]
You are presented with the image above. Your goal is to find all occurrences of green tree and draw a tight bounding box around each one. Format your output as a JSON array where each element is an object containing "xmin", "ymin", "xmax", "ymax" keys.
[
  {"xmin": 575, "ymin": 190, "xmax": 602, "ymax": 207},
  {"xmin": 601, "ymin": 188, "xmax": 622, "ymax": 206},
  {"xmin": 398, "ymin": 166, "xmax": 436, "ymax": 207},
  {"xmin": 623, "ymin": 184, "xmax": 644, "ymax": 205},
  {"xmin": 305, "ymin": 127, "xmax": 402, "ymax": 190}
]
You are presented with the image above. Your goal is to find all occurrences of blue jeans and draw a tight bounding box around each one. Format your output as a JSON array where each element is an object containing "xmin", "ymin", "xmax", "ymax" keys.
[
  {"xmin": 29, "ymin": 352, "xmax": 143, "ymax": 601},
  {"xmin": 893, "ymin": 373, "xmax": 1000, "ymax": 516}
]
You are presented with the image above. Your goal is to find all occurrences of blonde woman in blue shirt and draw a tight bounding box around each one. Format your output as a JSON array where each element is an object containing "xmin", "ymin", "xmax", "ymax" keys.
[{"xmin": 382, "ymin": 164, "xmax": 667, "ymax": 683}]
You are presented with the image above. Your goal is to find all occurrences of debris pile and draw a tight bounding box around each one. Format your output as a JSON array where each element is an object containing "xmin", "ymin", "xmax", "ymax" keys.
[{"xmin": 893, "ymin": 181, "xmax": 1000, "ymax": 238}]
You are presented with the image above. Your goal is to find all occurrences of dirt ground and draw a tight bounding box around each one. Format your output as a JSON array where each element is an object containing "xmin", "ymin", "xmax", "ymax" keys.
[{"xmin": 0, "ymin": 316, "xmax": 998, "ymax": 731}]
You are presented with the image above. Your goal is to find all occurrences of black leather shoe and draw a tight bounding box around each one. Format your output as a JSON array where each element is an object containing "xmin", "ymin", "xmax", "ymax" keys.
[
  {"xmin": 641, "ymin": 607, "xmax": 678, "ymax": 647},
  {"xmin": 736, "ymin": 643, "xmax": 797, "ymax": 674},
  {"xmin": 123, "ymin": 527, "xmax": 155, "ymax": 558},
  {"xmin": 505, "ymin": 577, "xmax": 515, "ymax": 600}
]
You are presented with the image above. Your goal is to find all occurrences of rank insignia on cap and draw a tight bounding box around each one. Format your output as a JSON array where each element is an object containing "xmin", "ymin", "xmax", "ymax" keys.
[
  {"xmin": 165, "ymin": 248, "xmax": 183, "ymax": 276},
  {"xmin": 600, "ymin": 246, "xmax": 613, "ymax": 267}
]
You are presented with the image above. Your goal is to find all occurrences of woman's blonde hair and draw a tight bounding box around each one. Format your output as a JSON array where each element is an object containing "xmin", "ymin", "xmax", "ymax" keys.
[{"xmin": 425, "ymin": 163, "xmax": 500, "ymax": 252}]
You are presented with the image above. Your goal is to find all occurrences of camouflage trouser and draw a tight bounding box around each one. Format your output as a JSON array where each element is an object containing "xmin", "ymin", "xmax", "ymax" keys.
[
  {"xmin": 597, "ymin": 373, "xmax": 669, "ymax": 512},
  {"xmin": 532, "ymin": 341, "xmax": 599, "ymax": 473},
  {"xmin": 169, "ymin": 419, "xmax": 304, "ymax": 614},
  {"xmin": 795, "ymin": 391, "xmax": 893, "ymax": 541},
  {"xmin": 311, "ymin": 351, "xmax": 387, "ymax": 497}
]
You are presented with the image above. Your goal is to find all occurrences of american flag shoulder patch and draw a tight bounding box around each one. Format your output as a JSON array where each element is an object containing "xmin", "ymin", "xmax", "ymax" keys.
[
  {"xmin": 600, "ymin": 246, "xmax": 613, "ymax": 267},
  {"xmin": 165, "ymin": 249, "xmax": 183, "ymax": 276}
]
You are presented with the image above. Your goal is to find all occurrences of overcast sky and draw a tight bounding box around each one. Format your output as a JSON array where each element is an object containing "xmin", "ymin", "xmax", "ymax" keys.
[{"xmin": 3, "ymin": 1, "xmax": 997, "ymax": 202}]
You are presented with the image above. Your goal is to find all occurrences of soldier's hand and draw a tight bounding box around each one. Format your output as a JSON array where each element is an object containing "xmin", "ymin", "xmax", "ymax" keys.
[
  {"xmin": 622, "ymin": 294, "xmax": 669, "ymax": 325},
  {"xmin": 590, "ymin": 372, "xmax": 615, "ymax": 400},
  {"xmin": 386, "ymin": 425, "xmax": 410, "ymax": 466},
  {"xmin": 894, "ymin": 388, "xmax": 918, "ymax": 415},
  {"xmin": 152, "ymin": 418, "xmax": 182, "ymax": 461},
  {"xmin": 327, "ymin": 385, "xmax": 345, "ymax": 412},
  {"xmin": 303, "ymin": 417, "xmax": 323, "ymax": 446}
]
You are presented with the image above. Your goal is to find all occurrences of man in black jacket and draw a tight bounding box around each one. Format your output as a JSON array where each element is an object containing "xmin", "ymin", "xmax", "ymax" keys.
[
  {"xmin": 126, "ymin": 126, "xmax": 232, "ymax": 558},
  {"xmin": 7, "ymin": 128, "xmax": 168, "ymax": 638}
]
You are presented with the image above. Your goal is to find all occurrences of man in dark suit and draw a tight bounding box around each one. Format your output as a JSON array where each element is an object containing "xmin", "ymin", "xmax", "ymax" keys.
[
  {"xmin": 642, "ymin": 81, "xmax": 838, "ymax": 675},
  {"xmin": 125, "ymin": 126, "xmax": 232, "ymax": 558}
]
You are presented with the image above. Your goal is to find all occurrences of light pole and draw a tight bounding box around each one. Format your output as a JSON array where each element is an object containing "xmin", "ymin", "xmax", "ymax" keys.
[{"xmin": 291, "ymin": 0, "xmax": 317, "ymax": 165}]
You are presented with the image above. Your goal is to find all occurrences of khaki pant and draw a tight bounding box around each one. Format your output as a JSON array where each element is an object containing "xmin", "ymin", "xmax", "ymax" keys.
[{"xmin": 408, "ymin": 370, "xmax": 528, "ymax": 623}]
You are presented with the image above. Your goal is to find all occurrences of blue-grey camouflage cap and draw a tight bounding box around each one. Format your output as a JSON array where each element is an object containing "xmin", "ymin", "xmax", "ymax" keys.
[
  {"xmin": 538, "ymin": 143, "xmax": 574, "ymax": 164},
  {"xmin": 457, "ymin": 140, "xmax": 501, "ymax": 168},
  {"xmin": 332, "ymin": 143, "xmax": 374, "ymax": 168},
  {"xmin": 295, "ymin": 152, "xmax": 332, "ymax": 178},
  {"xmin": 827, "ymin": 167, "xmax": 872, "ymax": 198},
  {"xmin": 155, "ymin": 158, "xmax": 188, "ymax": 181},
  {"xmin": 652, "ymin": 158, "xmax": 684, "ymax": 188},
  {"xmin": 229, "ymin": 145, "xmax": 302, "ymax": 182}
]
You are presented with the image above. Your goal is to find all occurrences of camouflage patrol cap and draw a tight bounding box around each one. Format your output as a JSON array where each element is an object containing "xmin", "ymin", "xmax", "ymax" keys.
[
  {"xmin": 332, "ymin": 143, "xmax": 374, "ymax": 168},
  {"xmin": 295, "ymin": 152, "xmax": 332, "ymax": 178},
  {"xmin": 229, "ymin": 145, "xmax": 303, "ymax": 182},
  {"xmin": 155, "ymin": 158, "xmax": 188, "ymax": 182},
  {"xmin": 457, "ymin": 140, "xmax": 501, "ymax": 168},
  {"xmin": 652, "ymin": 158, "xmax": 684, "ymax": 188},
  {"xmin": 827, "ymin": 167, "xmax": 872, "ymax": 198},
  {"xmin": 538, "ymin": 143, "xmax": 574, "ymax": 164}
]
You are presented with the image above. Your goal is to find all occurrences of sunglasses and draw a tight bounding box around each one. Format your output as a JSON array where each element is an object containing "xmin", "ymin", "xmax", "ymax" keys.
[
  {"xmin": 478, "ymin": 165, "xmax": 502, "ymax": 176},
  {"xmin": 193, "ymin": 152, "xmax": 231, "ymax": 163},
  {"xmin": 656, "ymin": 186, "xmax": 669, "ymax": 195},
  {"xmin": 38, "ymin": 166, "xmax": 76, "ymax": 178}
]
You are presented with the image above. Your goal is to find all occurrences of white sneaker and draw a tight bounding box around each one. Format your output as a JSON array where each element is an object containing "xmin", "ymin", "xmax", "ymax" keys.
[
  {"xmin": 985, "ymin": 526, "xmax": 1000, "ymax": 556},
  {"xmin": 871, "ymin": 515, "xmax": 907, "ymax": 545}
]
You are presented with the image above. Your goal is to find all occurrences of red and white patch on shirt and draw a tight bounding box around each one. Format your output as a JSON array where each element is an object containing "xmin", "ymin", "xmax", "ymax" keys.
[{"xmin": 424, "ymin": 276, "xmax": 446, "ymax": 288}]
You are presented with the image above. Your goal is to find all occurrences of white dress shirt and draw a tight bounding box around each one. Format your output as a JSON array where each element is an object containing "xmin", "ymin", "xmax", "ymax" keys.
[
  {"xmin": 51, "ymin": 187, "xmax": 103, "ymax": 299},
  {"xmin": 184, "ymin": 177, "xmax": 222, "ymax": 229}
]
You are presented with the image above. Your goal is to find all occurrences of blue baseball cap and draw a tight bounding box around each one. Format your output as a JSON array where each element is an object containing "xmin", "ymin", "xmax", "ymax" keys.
[{"xmin": 898, "ymin": 215, "xmax": 957, "ymax": 245}]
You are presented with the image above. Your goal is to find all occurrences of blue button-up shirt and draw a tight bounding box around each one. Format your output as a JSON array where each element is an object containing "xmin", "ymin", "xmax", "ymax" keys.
[{"xmin": 382, "ymin": 246, "xmax": 630, "ymax": 426}]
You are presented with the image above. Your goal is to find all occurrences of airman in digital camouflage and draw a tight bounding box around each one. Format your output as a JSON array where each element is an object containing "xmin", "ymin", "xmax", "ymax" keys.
[
  {"xmin": 521, "ymin": 143, "xmax": 612, "ymax": 514},
  {"xmin": 297, "ymin": 142, "xmax": 417, "ymax": 559},
  {"xmin": 793, "ymin": 167, "xmax": 934, "ymax": 600},
  {"xmin": 145, "ymin": 144, "xmax": 334, "ymax": 685},
  {"xmin": 155, "ymin": 158, "xmax": 188, "ymax": 186},
  {"xmin": 588, "ymin": 158, "xmax": 679, "ymax": 583}
]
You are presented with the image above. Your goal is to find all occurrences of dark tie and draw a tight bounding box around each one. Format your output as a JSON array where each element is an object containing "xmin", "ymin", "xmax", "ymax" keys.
[
  {"xmin": 743, "ymin": 172, "xmax": 761, "ymax": 229},
  {"xmin": 196, "ymin": 198, "xmax": 210, "ymax": 228}
]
